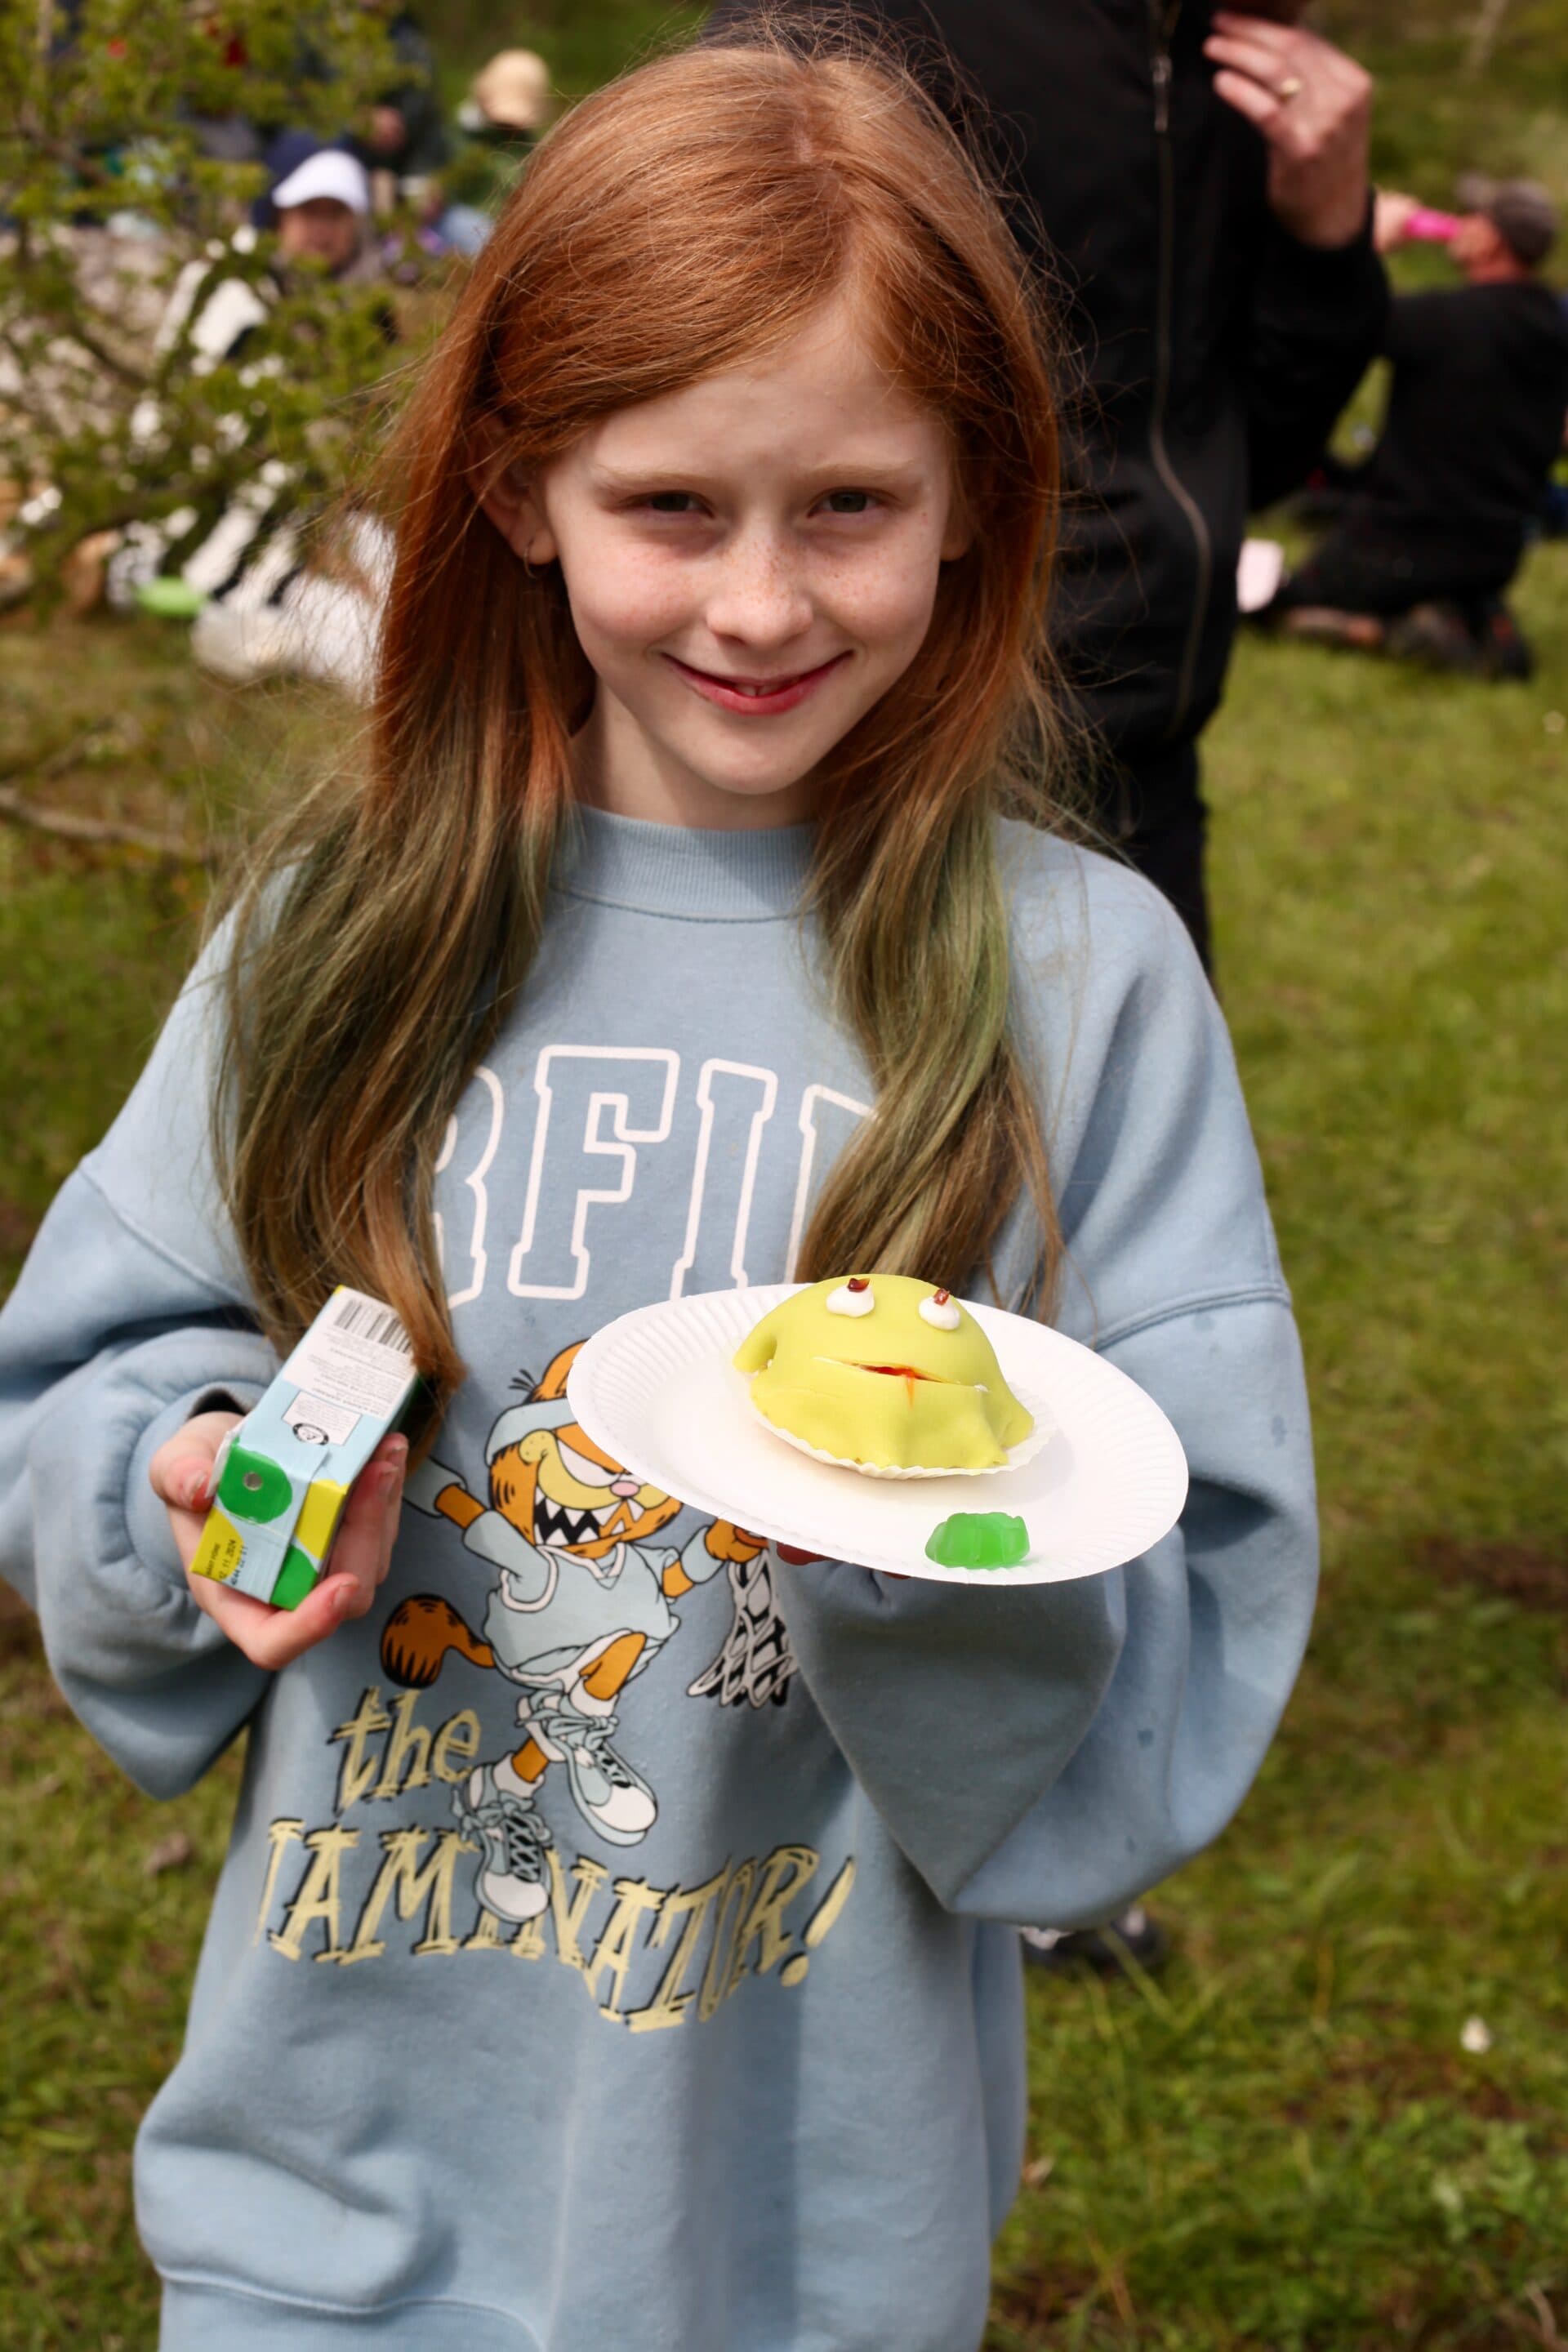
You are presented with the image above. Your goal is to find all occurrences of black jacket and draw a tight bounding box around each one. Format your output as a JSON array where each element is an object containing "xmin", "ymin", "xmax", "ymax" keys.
[
  {"xmin": 1357, "ymin": 282, "xmax": 1568, "ymax": 579},
  {"xmin": 719, "ymin": 0, "xmax": 1389, "ymax": 769}
]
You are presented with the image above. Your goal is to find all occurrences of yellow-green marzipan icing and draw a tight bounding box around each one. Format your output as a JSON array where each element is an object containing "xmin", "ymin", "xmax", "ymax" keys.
[{"xmin": 733, "ymin": 1275, "xmax": 1033, "ymax": 1471}]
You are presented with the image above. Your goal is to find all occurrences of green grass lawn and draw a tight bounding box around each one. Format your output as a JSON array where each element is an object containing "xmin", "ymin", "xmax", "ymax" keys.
[
  {"xmin": 3, "ymin": 548, "xmax": 1565, "ymax": 2348},
  {"xmin": 990, "ymin": 544, "xmax": 1568, "ymax": 2347}
]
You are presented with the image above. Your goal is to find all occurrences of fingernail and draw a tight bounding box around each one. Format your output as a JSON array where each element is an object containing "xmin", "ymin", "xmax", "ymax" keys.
[
  {"xmin": 181, "ymin": 1472, "xmax": 209, "ymax": 1509},
  {"xmin": 332, "ymin": 1579, "xmax": 354, "ymax": 1619},
  {"xmin": 379, "ymin": 1464, "xmax": 401, "ymax": 1499},
  {"xmin": 389, "ymin": 1436, "xmax": 409, "ymax": 1463}
]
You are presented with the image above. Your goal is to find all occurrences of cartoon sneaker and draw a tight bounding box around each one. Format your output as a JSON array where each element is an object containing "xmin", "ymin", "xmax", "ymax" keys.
[
  {"xmin": 528, "ymin": 1707, "xmax": 657, "ymax": 1847},
  {"xmin": 457, "ymin": 1762, "xmax": 553, "ymax": 1923}
]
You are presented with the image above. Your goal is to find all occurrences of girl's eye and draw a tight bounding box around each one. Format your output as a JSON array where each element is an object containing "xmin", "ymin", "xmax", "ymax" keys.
[
  {"xmin": 645, "ymin": 491, "xmax": 701, "ymax": 514},
  {"xmin": 818, "ymin": 490, "xmax": 875, "ymax": 516}
]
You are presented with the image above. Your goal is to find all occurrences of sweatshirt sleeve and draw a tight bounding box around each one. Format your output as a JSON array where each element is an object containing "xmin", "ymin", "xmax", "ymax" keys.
[
  {"xmin": 0, "ymin": 929, "xmax": 278, "ymax": 1798},
  {"xmin": 770, "ymin": 850, "xmax": 1317, "ymax": 1927}
]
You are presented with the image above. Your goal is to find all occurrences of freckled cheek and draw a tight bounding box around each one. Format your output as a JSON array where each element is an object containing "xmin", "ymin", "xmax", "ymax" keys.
[
  {"xmin": 561, "ymin": 534, "xmax": 697, "ymax": 655},
  {"xmin": 815, "ymin": 537, "xmax": 947, "ymax": 656}
]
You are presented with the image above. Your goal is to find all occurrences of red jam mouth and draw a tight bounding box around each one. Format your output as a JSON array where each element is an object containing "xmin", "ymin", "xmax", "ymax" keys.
[{"xmin": 855, "ymin": 1361, "xmax": 947, "ymax": 1406}]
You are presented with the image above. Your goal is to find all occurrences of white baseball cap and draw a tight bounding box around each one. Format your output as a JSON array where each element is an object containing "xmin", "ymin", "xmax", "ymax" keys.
[{"xmin": 271, "ymin": 149, "xmax": 371, "ymax": 216}]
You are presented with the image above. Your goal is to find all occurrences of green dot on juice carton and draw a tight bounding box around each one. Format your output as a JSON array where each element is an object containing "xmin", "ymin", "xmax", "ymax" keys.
[{"xmin": 217, "ymin": 1445, "xmax": 293, "ymax": 1525}]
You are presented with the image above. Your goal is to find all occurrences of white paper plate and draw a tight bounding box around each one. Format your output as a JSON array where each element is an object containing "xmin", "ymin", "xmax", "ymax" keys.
[{"xmin": 567, "ymin": 1285, "xmax": 1187, "ymax": 1588}]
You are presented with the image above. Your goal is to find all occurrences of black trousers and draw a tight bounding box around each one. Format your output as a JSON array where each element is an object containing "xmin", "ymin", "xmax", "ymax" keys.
[
  {"xmin": 1100, "ymin": 742, "xmax": 1211, "ymax": 977},
  {"xmin": 1278, "ymin": 518, "xmax": 1517, "ymax": 621}
]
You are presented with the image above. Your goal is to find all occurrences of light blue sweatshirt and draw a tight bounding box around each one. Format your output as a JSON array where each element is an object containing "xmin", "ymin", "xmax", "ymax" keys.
[{"xmin": 0, "ymin": 812, "xmax": 1316, "ymax": 2352}]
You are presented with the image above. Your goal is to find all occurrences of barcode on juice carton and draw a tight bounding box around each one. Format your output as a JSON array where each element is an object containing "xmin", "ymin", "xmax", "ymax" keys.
[{"xmin": 325, "ymin": 1290, "xmax": 412, "ymax": 1355}]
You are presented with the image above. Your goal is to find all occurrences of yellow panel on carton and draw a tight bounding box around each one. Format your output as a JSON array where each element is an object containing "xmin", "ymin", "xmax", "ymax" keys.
[
  {"xmin": 293, "ymin": 1479, "xmax": 350, "ymax": 1564},
  {"xmin": 190, "ymin": 1509, "xmax": 244, "ymax": 1584}
]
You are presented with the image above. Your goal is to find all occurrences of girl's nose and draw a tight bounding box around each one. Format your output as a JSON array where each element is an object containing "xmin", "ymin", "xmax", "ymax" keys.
[{"xmin": 705, "ymin": 537, "xmax": 813, "ymax": 649}]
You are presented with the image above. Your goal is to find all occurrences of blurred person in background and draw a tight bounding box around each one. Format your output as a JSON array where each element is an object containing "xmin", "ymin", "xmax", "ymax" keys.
[
  {"xmin": 1270, "ymin": 176, "xmax": 1568, "ymax": 679},
  {"xmin": 717, "ymin": 0, "xmax": 1384, "ymax": 1972},
  {"xmin": 97, "ymin": 139, "xmax": 393, "ymax": 695},
  {"xmin": 350, "ymin": 1, "xmax": 450, "ymax": 203},
  {"xmin": 428, "ymin": 49, "xmax": 554, "ymax": 256},
  {"xmin": 718, "ymin": 1, "xmax": 1386, "ymax": 972}
]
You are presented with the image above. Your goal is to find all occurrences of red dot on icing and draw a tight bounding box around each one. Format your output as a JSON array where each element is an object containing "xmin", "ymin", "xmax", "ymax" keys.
[
  {"xmin": 934, "ymin": 1289, "xmax": 951, "ymax": 1304},
  {"xmin": 847, "ymin": 1276, "xmax": 869, "ymax": 1292}
]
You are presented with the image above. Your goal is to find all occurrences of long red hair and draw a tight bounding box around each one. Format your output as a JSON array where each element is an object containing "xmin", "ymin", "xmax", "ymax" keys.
[{"xmin": 216, "ymin": 24, "xmax": 1070, "ymax": 1405}]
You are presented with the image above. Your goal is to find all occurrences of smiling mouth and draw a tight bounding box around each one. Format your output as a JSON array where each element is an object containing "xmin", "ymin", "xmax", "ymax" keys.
[{"xmin": 662, "ymin": 651, "xmax": 849, "ymax": 715}]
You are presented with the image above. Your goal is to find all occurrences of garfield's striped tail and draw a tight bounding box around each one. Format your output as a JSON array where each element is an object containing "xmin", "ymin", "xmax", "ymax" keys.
[{"xmin": 381, "ymin": 1594, "xmax": 494, "ymax": 1689}]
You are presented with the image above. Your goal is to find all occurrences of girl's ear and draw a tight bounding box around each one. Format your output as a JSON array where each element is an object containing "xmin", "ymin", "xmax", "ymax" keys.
[
  {"xmin": 478, "ymin": 451, "xmax": 559, "ymax": 568},
  {"xmin": 940, "ymin": 482, "xmax": 975, "ymax": 564}
]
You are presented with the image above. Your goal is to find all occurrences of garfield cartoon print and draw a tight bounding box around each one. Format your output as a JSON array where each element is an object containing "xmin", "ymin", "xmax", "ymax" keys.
[{"xmin": 380, "ymin": 1343, "xmax": 764, "ymax": 1923}]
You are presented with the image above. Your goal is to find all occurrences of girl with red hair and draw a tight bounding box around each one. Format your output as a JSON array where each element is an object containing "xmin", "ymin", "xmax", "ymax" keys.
[{"xmin": 1, "ymin": 28, "xmax": 1314, "ymax": 2349}]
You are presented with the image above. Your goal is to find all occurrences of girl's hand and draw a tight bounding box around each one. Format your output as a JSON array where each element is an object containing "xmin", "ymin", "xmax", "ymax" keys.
[{"xmin": 149, "ymin": 1410, "xmax": 407, "ymax": 1671}]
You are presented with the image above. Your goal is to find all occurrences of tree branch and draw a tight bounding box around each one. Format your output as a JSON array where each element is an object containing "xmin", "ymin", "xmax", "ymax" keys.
[{"xmin": 0, "ymin": 734, "xmax": 213, "ymax": 862}]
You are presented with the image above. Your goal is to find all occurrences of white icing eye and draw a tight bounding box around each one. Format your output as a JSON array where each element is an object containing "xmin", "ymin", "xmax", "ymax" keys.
[
  {"xmin": 826, "ymin": 1277, "xmax": 875, "ymax": 1317},
  {"xmin": 919, "ymin": 1288, "xmax": 961, "ymax": 1331}
]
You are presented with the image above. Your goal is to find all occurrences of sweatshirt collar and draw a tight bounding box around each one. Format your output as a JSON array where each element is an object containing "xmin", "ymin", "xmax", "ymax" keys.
[{"xmin": 552, "ymin": 804, "xmax": 817, "ymax": 922}]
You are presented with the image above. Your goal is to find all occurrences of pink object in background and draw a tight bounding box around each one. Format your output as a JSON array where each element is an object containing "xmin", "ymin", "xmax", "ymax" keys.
[{"xmin": 1405, "ymin": 206, "xmax": 1459, "ymax": 242}]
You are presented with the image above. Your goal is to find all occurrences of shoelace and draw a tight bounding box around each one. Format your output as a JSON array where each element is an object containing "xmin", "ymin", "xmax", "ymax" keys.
[
  {"xmin": 501, "ymin": 1801, "xmax": 549, "ymax": 1877},
  {"xmin": 573, "ymin": 1718, "xmax": 638, "ymax": 1788}
]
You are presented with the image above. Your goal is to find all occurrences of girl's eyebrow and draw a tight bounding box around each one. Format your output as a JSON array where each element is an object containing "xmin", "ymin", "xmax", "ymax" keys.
[{"xmin": 588, "ymin": 457, "xmax": 933, "ymax": 497}]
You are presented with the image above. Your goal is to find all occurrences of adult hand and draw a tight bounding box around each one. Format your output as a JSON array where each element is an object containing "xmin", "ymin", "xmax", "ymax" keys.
[
  {"xmin": 149, "ymin": 1409, "xmax": 406, "ymax": 1672},
  {"xmin": 1204, "ymin": 11, "xmax": 1373, "ymax": 249},
  {"xmin": 1374, "ymin": 189, "xmax": 1421, "ymax": 252}
]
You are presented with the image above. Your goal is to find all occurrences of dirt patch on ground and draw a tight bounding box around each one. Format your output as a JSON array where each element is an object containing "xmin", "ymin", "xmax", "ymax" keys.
[
  {"xmin": 0, "ymin": 1191, "xmax": 40, "ymax": 1262},
  {"xmin": 0, "ymin": 1579, "xmax": 42, "ymax": 1661},
  {"xmin": 1418, "ymin": 1536, "xmax": 1568, "ymax": 1614},
  {"xmin": 988, "ymin": 2263, "xmax": 1105, "ymax": 2340}
]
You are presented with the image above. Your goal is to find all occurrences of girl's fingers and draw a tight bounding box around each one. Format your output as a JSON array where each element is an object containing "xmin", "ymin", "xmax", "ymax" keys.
[
  {"xmin": 149, "ymin": 1408, "xmax": 244, "ymax": 1512},
  {"xmin": 182, "ymin": 1433, "xmax": 408, "ymax": 1667},
  {"xmin": 150, "ymin": 1409, "xmax": 246, "ymax": 1571},
  {"xmin": 157, "ymin": 1456, "xmax": 216, "ymax": 1514},
  {"xmin": 186, "ymin": 1565, "xmax": 357, "ymax": 1671},
  {"xmin": 331, "ymin": 1437, "xmax": 408, "ymax": 1616},
  {"xmin": 373, "ymin": 1477, "xmax": 403, "ymax": 1588}
]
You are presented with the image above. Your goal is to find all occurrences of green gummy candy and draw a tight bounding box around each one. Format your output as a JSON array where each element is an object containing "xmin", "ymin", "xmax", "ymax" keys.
[
  {"xmin": 924, "ymin": 1512, "xmax": 1030, "ymax": 1570},
  {"xmin": 217, "ymin": 1443, "xmax": 294, "ymax": 1526}
]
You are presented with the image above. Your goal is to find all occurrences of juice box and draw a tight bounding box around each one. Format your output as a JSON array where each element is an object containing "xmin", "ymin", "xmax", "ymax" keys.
[{"xmin": 189, "ymin": 1287, "xmax": 421, "ymax": 1609}]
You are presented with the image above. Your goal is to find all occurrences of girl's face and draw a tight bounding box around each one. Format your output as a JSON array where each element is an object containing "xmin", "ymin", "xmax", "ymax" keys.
[{"xmin": 483, "ymin": 291, "xmax": 970, "ymax": 828}]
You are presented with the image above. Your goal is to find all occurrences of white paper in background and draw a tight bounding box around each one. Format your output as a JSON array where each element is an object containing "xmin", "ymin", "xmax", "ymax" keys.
[
  {"xmin": 1237, "ymin": 535, "xmax": 1286, "ymax": 615},
  {"xmin": 568, "ymin": 1285, "xmax": 1188, "ymax": 1588}
]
